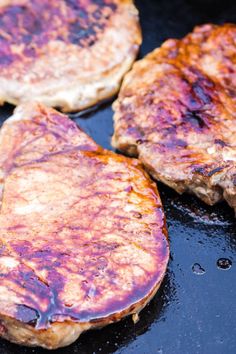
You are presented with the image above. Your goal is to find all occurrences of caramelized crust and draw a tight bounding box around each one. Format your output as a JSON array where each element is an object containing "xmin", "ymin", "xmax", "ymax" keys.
[
  {"xmin": 112, "ymin": 24, "xmax": 236, "ymax": 212},
  {"xmin": 0, "ymin": 103, "xmax": 169, "ymax": 349},
  {"xmin": 0, "ymin": 0, "xmax": 141, "ymax": 111}
]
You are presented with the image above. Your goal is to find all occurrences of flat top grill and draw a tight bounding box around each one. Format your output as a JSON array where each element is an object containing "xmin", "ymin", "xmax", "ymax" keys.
[{"xmin": 0, "ymin": 0, "xmax": 236, "ymax": 353}]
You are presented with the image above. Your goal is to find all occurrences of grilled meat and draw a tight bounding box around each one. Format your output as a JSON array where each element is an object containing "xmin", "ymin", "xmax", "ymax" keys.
[
  {"xmin": 0, "ymin": 103, "xmax": 169, "ymax": 349},
  {"xmin": 112, "ymin": 24, "xmax": 236, "ymax": 213},
  {"xmin": 0, "ymin": 0, "xmax": 141, "ymax": 112}
]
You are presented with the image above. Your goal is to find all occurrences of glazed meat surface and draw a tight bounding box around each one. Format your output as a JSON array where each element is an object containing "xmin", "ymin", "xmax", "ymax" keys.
[
  {"xmin": 0, "ymin": 103, "xmax": 169, "ymax": 349},
  {"xmin": 0, "ymin": 0, "xmax": 141, "ymax": 111},
  {"xmin": 112, "ymin": 24, "xmax": 236, "ymax": 212}
]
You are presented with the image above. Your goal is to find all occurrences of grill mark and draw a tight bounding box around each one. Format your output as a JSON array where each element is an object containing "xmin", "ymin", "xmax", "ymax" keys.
[
  {"xmin": 15, "ymin": 305, "xmax": 39, "ymax": 326},
  {"xmin": 185, "ymin": 111, "xmax": 208, "ymax": 129},
  {"xmin": 165, "ymin": 138, "xmax": 187, "ymax": 149},
  {"xmin": 207, "ymin": 166, "xmax": 224, "ymax": 177},
  {"xmin": 214, "ymin": 139, "xmax": 228, "ymax": 147},
  {"xmin": 192, "ymin": 81, "xmax": 212, "ymax": 105}
]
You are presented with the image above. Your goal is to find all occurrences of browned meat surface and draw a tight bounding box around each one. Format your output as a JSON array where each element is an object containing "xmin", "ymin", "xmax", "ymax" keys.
[
  {"xmin": 0, "ymin": 0, "xmax": 141, "ymax": 111},
  {"xmin": 0, "ymin": 103, "xmax": 169, "ymax": 349},
  {"xmin": 112, "ymin": 24, "xmax": 236, "ymax": 213}
]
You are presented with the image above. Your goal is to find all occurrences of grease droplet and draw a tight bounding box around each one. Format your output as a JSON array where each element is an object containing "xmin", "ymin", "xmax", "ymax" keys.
[
  {"xmin": 217, "ymin": 258, "xmax": 232, "ymax": 270},
  {"xmin": 192, "ymin": 263, "xmax": 205, "ymax": 275}
]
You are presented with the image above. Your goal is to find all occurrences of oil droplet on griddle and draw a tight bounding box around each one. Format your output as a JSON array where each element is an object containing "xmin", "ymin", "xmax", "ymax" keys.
[
  {"xmin": 217, "ymin": 258, "xmax": 232, "ymax": 270},
  {"xmin": 192, "ymin": 263, "xmax": 205, "ymax": 275}
]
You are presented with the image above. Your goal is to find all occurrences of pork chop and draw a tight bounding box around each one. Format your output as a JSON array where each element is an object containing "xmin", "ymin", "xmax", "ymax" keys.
[
  {"xmin": 0, "ymin": 103, "xmax": 169, "ymax": 349},
  {"xmin": 0, "ymin": 0, "xmax": 141, "ymax": 112},
  {"xmin": 112, "ymin": 24, "xmax": 236, "ymax": 213}
]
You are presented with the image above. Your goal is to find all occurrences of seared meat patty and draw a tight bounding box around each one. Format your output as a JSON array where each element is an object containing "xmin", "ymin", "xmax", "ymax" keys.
[
  {"xmin": 0, "ymin": 0, "xmax": 141, "ymax": 112},
  {"xmin": 0, "ymin": 103, "xmax": 169, "ymax": 349},
  {"xmin": 112, "ymin": 24, "xmax": 236, "ymax": 213}
]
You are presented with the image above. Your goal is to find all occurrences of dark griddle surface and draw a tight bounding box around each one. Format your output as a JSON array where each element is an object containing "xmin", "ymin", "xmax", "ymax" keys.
[{"xmin": 0, "ymin": 1, "xmax": 236, "ymax": 353}]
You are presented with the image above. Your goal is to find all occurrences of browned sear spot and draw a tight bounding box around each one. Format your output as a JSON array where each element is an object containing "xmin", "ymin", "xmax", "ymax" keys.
[
  {"xmin": 0, "ymin": 0, "xmax": 117, "ymax": 66},
  {"xmin": 112, "ymin": 23, "xmax": 236, "ymax": 213}
]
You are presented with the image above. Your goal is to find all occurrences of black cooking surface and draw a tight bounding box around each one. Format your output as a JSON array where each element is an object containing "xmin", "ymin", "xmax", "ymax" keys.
[{"xmin": 0, "ymin": 1, "xmax": 236, "ymax": 353}]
